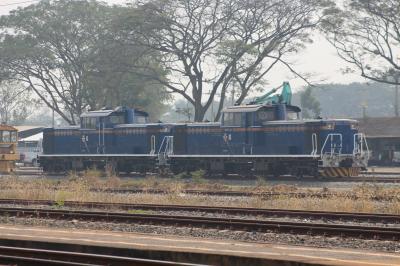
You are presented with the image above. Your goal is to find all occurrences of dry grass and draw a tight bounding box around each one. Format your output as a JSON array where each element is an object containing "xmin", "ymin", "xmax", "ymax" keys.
[{"xmin": 0, "ymin": 175, "xmax": 399, "ymax": 214}]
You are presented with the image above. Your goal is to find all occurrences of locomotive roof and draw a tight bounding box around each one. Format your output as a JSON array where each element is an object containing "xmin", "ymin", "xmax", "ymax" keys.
[
  {"xmin": 81, "ymin": 108, "xmax": 149, "ymax": 118},
  {"xmin": 81, "ymin": 110, "xmax": 114, "ymax": 118},
  {"xmin": 223, "ymin": 104, "xmax": 301, "ymax": 113}
]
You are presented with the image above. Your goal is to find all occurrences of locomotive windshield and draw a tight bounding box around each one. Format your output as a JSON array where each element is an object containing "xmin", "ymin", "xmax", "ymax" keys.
[
  {"xmin": 108, "ymin": 114, "xmax": 125, "ymax": 124},
  {"xmin": 257, "ymin": 110, "xmax": 275, "ymax": 124},
  {"xmin": 0, "ymin": 130, "xmax": 17, "ymax": 143},
  {"xmin": 287, "ymin": 111, "xmax": 299, "ymax": 120},
  {"xmin": 81, "ymin": 117, "xmax": 97, "ymax": 129},
  {"xmin": 223, "ymin": 112, "xmax": 242, "ymax": 127}
]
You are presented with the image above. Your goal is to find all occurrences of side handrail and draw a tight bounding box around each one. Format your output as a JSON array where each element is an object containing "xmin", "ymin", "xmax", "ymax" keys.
[
  {"xmin": 158, "ymin": 136, "xmax": 174, "ymax": 156},
  {"xmin": 150, "ymin": 135, "xmax": 156, "ymax": 155},
  {"xmin": 311, "ymin": 133, "xmax": 317, "ymax": 156},
  {"xmin": 353, "ymin": 133, "xmax": 370, "ymax": 159},
  {"xmin": 321, "ymin": 133, "xmax": 342, "ymax": 158}
]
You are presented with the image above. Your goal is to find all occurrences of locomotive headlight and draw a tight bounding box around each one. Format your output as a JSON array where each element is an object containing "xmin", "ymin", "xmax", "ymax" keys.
[{"xmin": 350, "ymin": 124, "xmax": 358, "ymax": 130}]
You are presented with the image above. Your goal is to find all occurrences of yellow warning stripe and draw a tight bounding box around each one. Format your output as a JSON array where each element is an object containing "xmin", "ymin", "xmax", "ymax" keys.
[{"xmin": 320, "ymin": 167, "xmax": 361, "ymax": 178}]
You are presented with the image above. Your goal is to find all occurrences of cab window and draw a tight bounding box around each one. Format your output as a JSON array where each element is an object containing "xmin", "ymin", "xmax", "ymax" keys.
[
  {"xmin": 287, "ymin": 111, "xmax": 299, "ymax": 120},
  {"xmin": 136, "ymin": 116, "xmax": 147, "ymax": 124},
  {"xmin": 223, "ymin": 112, "xmax": 242, "ymax": 126},
  {"xmin": 81, "ymin": 117, "xmax": 97, "ymax": 129},
  {"xmin": 10, "ymin": 131, "xmax": 17, "ymax": 142},
  {"xmin": 3, "ymin": 131, "xmax": 10, "ymax": 142},
  {"xmin": 109, "ymin": 115, "xmax": 125, "ymax": 124},
  {"xmin": 257, "ymin": 110, "xmax": 275, "ymax": 125}
]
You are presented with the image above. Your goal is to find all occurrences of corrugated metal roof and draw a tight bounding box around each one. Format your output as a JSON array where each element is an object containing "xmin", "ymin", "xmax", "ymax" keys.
[
  {"xmin": 14, "ymin": 126, "xmax": 43, "ymax": 132},
  {"xmin": 19, "ymin": 132, "xmax": 43, "ymax": 142},
  {"xmin": 0, "ymin": 124, "xmax": 18, "ymax": 131},
  {"xmin": 358, "ymin": 117, "xmax": 400, "ymax": 138}
]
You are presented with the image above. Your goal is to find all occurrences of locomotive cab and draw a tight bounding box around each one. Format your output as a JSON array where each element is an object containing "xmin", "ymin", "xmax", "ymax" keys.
[
  {"xmin": 80, "ymin": 106, "xmax": 149, "ymax": 129},
  {"xmin": 222, "ymin": 104, "xmax": 301, "ymax": 127},
  {"xmin": 221, "ymin": 104, "xmax": 303, "ymax": 155},
  {"xmin": 79, "ymin": 107, "xmax": 149, "ymax": 154}
]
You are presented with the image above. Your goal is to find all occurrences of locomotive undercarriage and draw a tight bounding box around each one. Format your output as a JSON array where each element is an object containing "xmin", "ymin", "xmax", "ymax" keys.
[
  {"xmin": 39, "ymin": 155, "xmax": 157, "ymax": 174},
  {"xmin": 40, "ymin": 154, "xmax": 320, "ymax": 178},
  {"xmin": 168, "ymin": 156, "xmax": 319, "ymax": 178}
]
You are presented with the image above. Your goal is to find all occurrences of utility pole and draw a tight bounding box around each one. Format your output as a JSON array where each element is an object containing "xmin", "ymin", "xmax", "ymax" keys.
[
  {"xmin": 361, "ymin": 101, "xmax": 368, "ymax": 120},
  {"xmin": 52, "ymin": 108, "xmax": 55, "ymax": 127},
  {"xmin": 387, "ymin": 69, "xmax": 400, "ymax": 117},
  {"xmin": 395, "ymin": 74, "xmax": 399, "ymax": 117},
  {"xmin": 231, "ymin": 80, "xmax": 236, "ymax": 106}
]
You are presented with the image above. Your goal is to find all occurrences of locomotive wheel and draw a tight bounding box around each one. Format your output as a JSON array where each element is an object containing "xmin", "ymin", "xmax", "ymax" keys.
[
  {"xmin": 295, "ymin": 169, "xmax": 304, "ymax": 180},
  {"xmin": 158, "ymin": 167, "xmax": 172, "ymax": 178},
  {"xmin": 314, "ymin": 172, "xmax": 324, "ymax": 180},
  {"xmin": 295, "ymin": 174, "xmax": 303, "ymax": 180},
  {"xmin": 105, "ymin": 161, "xmax": 117, "ymax": 176}
]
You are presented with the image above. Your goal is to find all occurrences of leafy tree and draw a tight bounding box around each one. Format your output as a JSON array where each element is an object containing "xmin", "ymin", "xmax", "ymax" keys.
[
  {"xmin": 300, "ymin": 86, "xmax": 321, "ymax": 119},
  {"xmin": 119, "ymin": 0, "xmax": 335, "ymax": 121},
  {"xmin": 0, "ymin": 0, "xmax": 168, "ymax": 124},
  {"xmin": 84, "ymin": 16, "xmax": 169, "ymax": 120},
  {"xmin": 323, "ymin": 0, "xmax": 400, "ymax": 86}
]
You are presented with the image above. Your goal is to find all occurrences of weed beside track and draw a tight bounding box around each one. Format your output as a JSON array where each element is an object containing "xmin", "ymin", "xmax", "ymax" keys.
[{"xmin": 1, "ymin": 174, "xmax": 400, "ymax": 214}]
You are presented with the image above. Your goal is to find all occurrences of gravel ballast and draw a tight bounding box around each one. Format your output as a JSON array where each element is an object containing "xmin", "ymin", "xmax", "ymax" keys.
[{"xmin": 0, "ymin": 205, "xmax": 398, "ymax": 253}]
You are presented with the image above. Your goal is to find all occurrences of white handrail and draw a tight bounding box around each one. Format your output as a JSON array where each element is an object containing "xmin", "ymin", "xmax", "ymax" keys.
[
  {"xmin": 311, "ymin": 133, "xmax": 317, "ymax": 156},
  {"xmin": 150, "ymin": 135, "xmax": 156, "ymax": 155},
  {"xmin": 321, "ymin": 133, "xmax": 342, "ymax": 158},
  {"xmin": 353, "ymin": 133, "xmax": 370, "ymax": 159}
]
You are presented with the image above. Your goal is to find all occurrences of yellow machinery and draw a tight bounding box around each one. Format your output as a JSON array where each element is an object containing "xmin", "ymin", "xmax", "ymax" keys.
[{"xmin": 0, "ymin": 125, "xmax": 18, "ymax": 173}]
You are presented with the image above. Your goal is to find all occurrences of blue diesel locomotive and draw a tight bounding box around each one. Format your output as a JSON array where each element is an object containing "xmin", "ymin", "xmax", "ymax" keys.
[{"xmin": 39, "ymin": 84, "xmax": 369, "ymax": 178}]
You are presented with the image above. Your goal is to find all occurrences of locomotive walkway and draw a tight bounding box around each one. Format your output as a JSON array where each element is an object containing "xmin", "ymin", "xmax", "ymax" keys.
[
  {"xmin": 12, "ymin": 166, "xmax": 400, "ymax": 182},
  {"xmin": 0, "ymin": 224, "xmax": 397, "ymax": 266}
]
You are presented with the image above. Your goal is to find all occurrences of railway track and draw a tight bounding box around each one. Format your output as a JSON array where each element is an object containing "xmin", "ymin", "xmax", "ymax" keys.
[
  {"xmin": 0, "ymin": 201, "xmax": 398, "ymax": 240},
  {"xmin": 0, "ymin": 198, "xmax": 399, "ymax": 224},
  {"xmin": 99, "ymin": 188, "xmax": 400, "ymax": 201},
  {"xmin": 0, "ymin": 186, "xmax": 398, "ymax": 201},
  {"xmin": 0, "ymin": 245, "xmax": 199, "ymax": 266}
]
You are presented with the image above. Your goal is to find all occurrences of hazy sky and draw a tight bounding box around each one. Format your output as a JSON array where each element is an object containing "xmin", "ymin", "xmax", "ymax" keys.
[{"xmin": 0, "ymin": 0, "xmax": 367, "ymax": 91}]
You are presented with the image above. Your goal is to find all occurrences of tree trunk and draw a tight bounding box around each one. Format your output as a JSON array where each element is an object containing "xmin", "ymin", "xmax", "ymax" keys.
[
  {"xmin": 214, "ymin": 93, "xmax": 227, "ymax": 122},
  {"xmin": 194, "ymin": 107, "xmax": 205, "ymax": 122}
]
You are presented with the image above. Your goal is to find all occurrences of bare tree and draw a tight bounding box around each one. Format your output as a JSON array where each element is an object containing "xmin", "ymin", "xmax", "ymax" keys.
[
  {"xmin": 0, "ymin": 80, "xmax": 37, "ymax": 125},
  {"xmin": 323, "ymin": 0, "xmax": 400, "ymax": 86},
  {"xmin": 123, "ymin": 0, "xmax": 334, "ymax": 121}
]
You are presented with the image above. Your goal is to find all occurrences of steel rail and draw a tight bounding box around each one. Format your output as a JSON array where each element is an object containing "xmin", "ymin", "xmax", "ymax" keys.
[
  {"xmin": 100, "ymin": 188, "xmax": 399, "ymax": 201},
  {"xmin": 0, "ymin": 187, "xmax": 398, "ymax": 201},
  {"xmin": 0, "ymin": 198, "xmax": 398, "ymax": 223},
  {"xmin": 0, "ymin": 205, "xmax": 398, "ymax": 241},
  {"xmin": 0, "ymin": 246, "xmax": 200, "ymax": 266}
]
